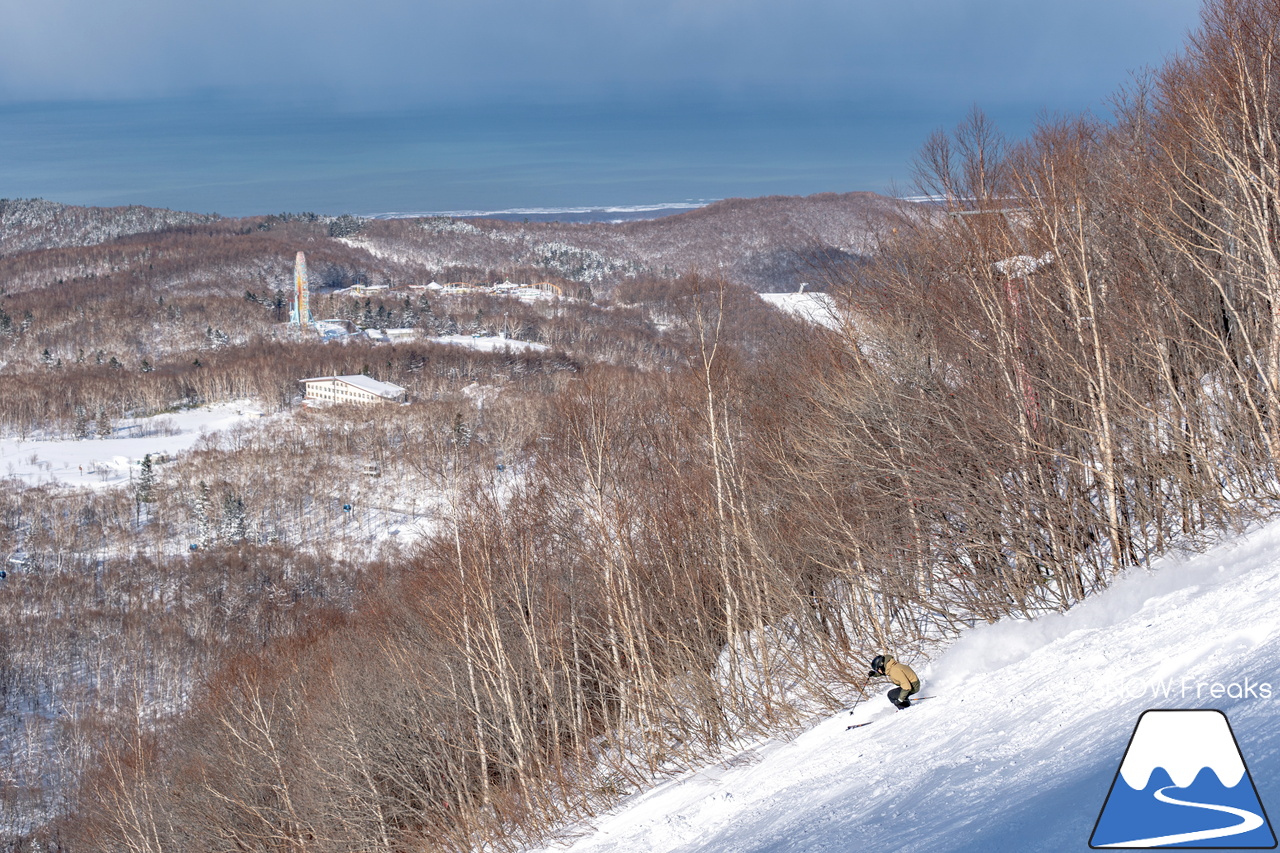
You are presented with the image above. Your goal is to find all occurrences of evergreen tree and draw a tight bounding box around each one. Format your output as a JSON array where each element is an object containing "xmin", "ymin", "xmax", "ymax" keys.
[
  {"xmin": 72, "ymin": 406, "xmax": 90, "ymax": 440},
  {"xmin": 135, "ymin": 454, "xmax": 155, "ymax": 525},
  {"xmin": 194, "ymin": 481, "xmax": 213, "ymax": 548},
  {"xmin": 452, "ymin": 412, "xmax": 473, "ymax": 447},
  {"xmin": 221, "ymin": 492, "xmax": 248, "ymax": 542},
  {"xmin": 136, "ymin": 454, "xmax": 155, "ymax": 505}
]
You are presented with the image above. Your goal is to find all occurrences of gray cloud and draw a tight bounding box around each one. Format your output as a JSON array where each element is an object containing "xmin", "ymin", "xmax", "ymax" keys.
[{"xmin": 0, "ymin": 0, "xmax": 1203, "ymax": 110}]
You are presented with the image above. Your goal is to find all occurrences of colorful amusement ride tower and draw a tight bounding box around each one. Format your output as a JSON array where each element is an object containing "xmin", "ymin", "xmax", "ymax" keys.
[{"xmin": 289, "ymin": 251, "xmax": 313, "ymax": 328}]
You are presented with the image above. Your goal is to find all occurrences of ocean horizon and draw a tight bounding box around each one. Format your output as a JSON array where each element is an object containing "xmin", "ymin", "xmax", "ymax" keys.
[
  {"xmin": 0, "ymin": 96, "xmax": 990, "ymax": 219},
  {"xmin": 369, "ymin": 200, "xmax": 715, "ymax": 224}
]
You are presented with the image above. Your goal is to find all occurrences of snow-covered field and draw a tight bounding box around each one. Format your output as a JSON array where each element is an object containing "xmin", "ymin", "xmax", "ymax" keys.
[
  {"xmin": 531, "ymin": 523, "xmax": 1280, "ymax": 853},
  {"xmin": 0, "ymin": 400, "xmax": 481, "ymax": 556},
  {"xmin": 0, "ymin": 402, "xmax": 270, "ymax": 488}
]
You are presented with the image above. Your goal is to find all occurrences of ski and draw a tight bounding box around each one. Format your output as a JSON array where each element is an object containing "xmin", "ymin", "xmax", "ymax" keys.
[
  {"xmin": 846, "ymin": 697, "xmax": 934, "ymax": 729},
  {"xmin": 847, "ymin": 696, "xmax": 934, "ymax": 715}
]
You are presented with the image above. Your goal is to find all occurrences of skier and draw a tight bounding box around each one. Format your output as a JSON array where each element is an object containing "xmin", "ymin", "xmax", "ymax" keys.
[{"xmin": 868, "ymin": 654, "xmax": 920, "ymax": 709}]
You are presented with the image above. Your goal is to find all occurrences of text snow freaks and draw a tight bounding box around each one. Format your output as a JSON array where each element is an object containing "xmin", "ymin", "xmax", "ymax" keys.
[{"xmin": 1146, "ymin": 677, "xmax": 1273, "ymax": 701}]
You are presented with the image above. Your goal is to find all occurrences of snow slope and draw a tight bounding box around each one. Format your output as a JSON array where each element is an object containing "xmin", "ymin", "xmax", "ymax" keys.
[
  {"xmin": 531, "ymin": 522, "xmax": 1280, "ymax": 853},
  {"xmin": 759, "ymin": 292, "xmax": 840, "ymax": 330}
]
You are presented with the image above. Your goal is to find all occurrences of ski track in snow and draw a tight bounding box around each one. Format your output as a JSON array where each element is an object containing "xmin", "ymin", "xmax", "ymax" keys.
[{"xmin": 527, "ymin": 523, "xmax": 1280, "ymax": 853}]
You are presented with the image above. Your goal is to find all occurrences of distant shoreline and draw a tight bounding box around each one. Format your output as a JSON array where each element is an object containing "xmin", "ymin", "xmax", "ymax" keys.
[{"xmin": 368, "ymin": 201, "xmax": 716, "ymax": 224}]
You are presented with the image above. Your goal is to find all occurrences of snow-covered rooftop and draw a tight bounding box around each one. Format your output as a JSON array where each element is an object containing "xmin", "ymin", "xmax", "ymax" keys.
[
  {"xmin": 430, "ymin": 334, "xmax": 549, "ymax": 353},
  {"xmin": 301, "ymin": 374, "xmax": 406, "ymax": 398}
]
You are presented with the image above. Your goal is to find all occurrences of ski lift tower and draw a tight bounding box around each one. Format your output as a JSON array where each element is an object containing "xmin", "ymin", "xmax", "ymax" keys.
[{"xmin": 289, "ymin": 251, "xmax": 314, "ymax": 328}]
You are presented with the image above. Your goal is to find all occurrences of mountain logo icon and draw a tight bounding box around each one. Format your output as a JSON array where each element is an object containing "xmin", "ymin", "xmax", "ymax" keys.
[{"xmin": 1090, "ymin": 709, "xmax": 1276, "ymax": 848}]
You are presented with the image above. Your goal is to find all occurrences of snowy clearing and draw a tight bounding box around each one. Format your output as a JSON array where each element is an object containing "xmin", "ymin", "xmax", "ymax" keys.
[
  {"xmin": 529, "ymin": 522, "xmax": 1280, "ymax": 853},
  {"xmin": 0, "ymin": 402, "xmax": 270, "ymax": 488}
]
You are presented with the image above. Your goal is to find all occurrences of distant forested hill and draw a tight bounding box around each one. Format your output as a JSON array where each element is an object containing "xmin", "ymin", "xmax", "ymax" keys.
[
  {"xmin": 351, "ymin": 190, "xmax": 915, "ymax": 292},
  {"xmin": 0, "ymin": 191, "xmax": 917, "ymax": 292},
  {"xmin": 0, "ymin": 198, "xmax": 221, "ymax": 255}
]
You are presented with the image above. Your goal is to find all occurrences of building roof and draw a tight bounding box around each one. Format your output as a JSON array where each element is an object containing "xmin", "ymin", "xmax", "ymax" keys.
[{"xmin": 301, "ymin": 374, "xmax": 406, "ymax": 399}]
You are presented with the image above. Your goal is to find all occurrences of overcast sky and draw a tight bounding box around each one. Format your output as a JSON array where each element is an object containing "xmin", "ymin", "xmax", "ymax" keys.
[
  {"xmin": 0, "ymin": 0, "xmax": 1205, "ymax": 112},
  {"xmin": 0, "ymin": 0, "xmax": 1211, "ymax": 213}
]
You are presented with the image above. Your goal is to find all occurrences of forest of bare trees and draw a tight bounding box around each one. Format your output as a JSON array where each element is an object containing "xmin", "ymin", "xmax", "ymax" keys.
[{"xmin": 6, "ymin": 0, "xmax": 1280, "ymax": 850}]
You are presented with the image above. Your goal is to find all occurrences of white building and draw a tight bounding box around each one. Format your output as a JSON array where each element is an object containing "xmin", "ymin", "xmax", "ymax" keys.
[
  {"xmin": 301, "ymin": 375, "xmax": 408, "ymax": 405},
  {"xmin": 362, "ymin": 327, "xmax": 421, "ymax": 344}
]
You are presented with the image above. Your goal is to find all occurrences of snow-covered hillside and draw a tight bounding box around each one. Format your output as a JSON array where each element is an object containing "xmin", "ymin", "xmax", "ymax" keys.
[{"xmin": 530, "ymin": 522, "xmax": 1280, "ymax": 852}]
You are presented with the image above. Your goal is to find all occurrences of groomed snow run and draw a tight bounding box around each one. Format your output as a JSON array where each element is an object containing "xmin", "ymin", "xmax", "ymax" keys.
[
  {"xmin": 759, "ymin": 292, "xmax": 840, "ymax": 330},
  {"xmin": 529, "ymin": 521, "xmax": 1280, "ymax": 853}
]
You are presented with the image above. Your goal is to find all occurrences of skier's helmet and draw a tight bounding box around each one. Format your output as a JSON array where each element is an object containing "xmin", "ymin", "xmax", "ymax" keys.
[{"xmin": 869, "ymin": 654, "xmax": 886, "ymax": 676}]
